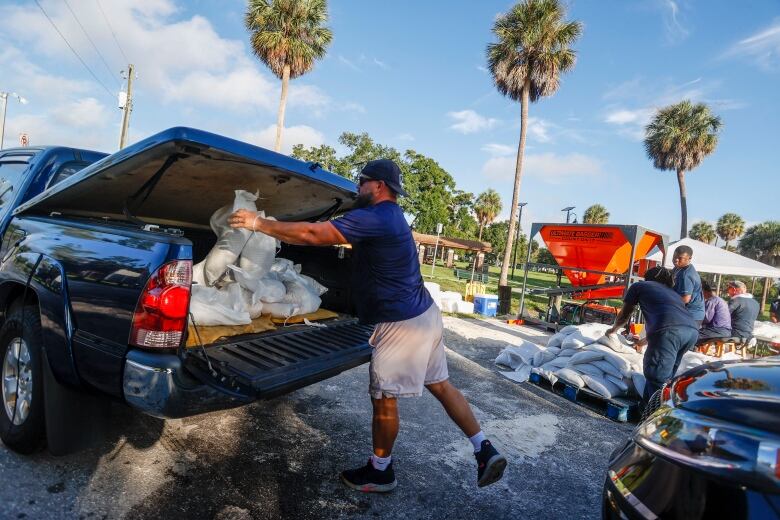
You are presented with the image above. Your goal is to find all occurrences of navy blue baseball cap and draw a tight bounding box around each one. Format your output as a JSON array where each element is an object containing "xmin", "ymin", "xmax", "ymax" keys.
[{"xmin": 359, "ymin": 159, "xmax": 408, "ymax": 196}]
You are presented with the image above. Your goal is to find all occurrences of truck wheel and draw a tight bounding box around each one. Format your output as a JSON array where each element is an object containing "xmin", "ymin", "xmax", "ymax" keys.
[{"xmin": 0, "ymin": 304, "xmax": 45, "ymax": 453}]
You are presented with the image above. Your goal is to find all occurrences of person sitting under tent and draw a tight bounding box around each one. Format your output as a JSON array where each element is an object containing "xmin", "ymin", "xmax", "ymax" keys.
[
  {"xmin": 697, "ymin": 281, "xmax": 731, "ymax": 343},
  {"xmin": 727, "ymin": 280, "xmax": 760, "ymax": 340}
]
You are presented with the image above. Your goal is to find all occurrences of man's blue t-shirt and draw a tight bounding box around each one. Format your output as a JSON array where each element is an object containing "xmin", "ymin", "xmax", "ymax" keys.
[
  {"xmin": 673, "ymin": 264, "xmax": 705, "ymax": 321},
  {"xmin": 331, "ymin": 201, "xmax": 433, "ymax": 325},
  {"xmin": 624, "ymin": 281, "xmax": 698, "ymax": 335}
]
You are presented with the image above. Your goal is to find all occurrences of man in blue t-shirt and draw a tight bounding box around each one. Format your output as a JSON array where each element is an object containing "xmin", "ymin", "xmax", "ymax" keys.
[
  {"xmin": 671, "ymin": 245, "xmax": 705, "ymax": 326},
  {"xmin": 607, "ymin": 266, "xmax": 699, "ymax": 406},
  {"xmin": 228, "ymin": 159, "xmax": 506, "ymax": 492}
]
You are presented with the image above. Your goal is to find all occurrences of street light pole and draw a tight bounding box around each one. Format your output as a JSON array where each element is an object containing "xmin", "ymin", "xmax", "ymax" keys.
[
  {"xmin": 511, "ymin": 202, "xmax": 527, "ymax": 279},
  {"xmin": 562, "ymin": 206, "xmax": 575, "ymax": 224},
  {"xmin": 0, "ymin": 91, "xmax": 28, "ymax": 150}
]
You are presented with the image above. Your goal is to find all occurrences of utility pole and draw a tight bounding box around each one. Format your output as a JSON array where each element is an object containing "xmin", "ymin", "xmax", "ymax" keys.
[
  {"xmin": 0, "ymin": 91, "xmax": 28, "ymax": 150},
  {"xmin": 118, "ymin": 64, "xmax": 134, "ymax": 149}
]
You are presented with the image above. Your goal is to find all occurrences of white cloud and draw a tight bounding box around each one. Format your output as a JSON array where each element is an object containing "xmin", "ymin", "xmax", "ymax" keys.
[
  {"xmin": 481, "ymin": 143, "xmax": 514, "ymax": 156},
  {"xmin": 338, "ymin": 55, "xmax": 360, "ymax": 71},
  {"xmin": 239, "ymin": 124, "xmax": 325, "ymax": 155},
  {"xmin": 372, "ymin": 57, "xmax": 389, "ymax": 70},
  {"xmin": 659, "ymin": 0, "xmax": 689, "ymax": 44},
  {"xmin": 604, "ymin": 108, "xmax": 655, "ymax": 126},
  {"xmin": 51, "ymin": 97, "xmax": 110, "ymax": 128},
  {"xmin": 476, "ymin": 65, "xmax": 488, "ymax": 73},
  {"xmin": 481, "ymin": 153, "xmax": 603, "ymax": 185},
  {"xmin": 447, "ymin": 109, "xmax": 498, "ymax": 134},
  {"xmin": 396, "ymin": 133, "xmax": 415, "ymax": 142},
  {"xmin": 527, "ymin": 117, "xmax": 552, "ymax": 143},
  {"xmin": 723, "ymin": 20, "xmax": 780, "ymax": 71}
]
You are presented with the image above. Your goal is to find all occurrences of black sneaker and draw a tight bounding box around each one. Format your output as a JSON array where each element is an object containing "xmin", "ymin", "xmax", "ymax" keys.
[
  {"xmin": 341, "ymin": 459, "xmax": 398, "ymax": 493},
  {"xmin": 475, "ymin": 440, "xmax": 507, "ymax": 487}
]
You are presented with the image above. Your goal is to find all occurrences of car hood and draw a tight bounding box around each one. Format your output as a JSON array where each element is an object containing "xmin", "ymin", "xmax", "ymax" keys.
[
  {"xmin": 15, "ymin": 127, "xmax": 358, "ymax": 229},
  {"xmin": 672, "ymin": 357, "xmax": 780, "ymax": 434}
]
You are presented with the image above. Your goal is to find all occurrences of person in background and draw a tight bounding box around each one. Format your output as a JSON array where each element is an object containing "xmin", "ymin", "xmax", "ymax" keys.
[
  {"xmin": 727, "ymin": 280, "xmax": 760, "ymax": 339},
  {"xmin": 770, "ymin": 292, "xmax": 780, "ymax": 324},
  {"xmin": 671, "ymin": 245, "xmax": 705, "ymax": 327},
  {"xmin": 697, "ymin": 281, "xmax": 731, "ymax": 342},
  {"xmin": 607, "ymin": 266, "xmax": 699, "ymax": 407}
]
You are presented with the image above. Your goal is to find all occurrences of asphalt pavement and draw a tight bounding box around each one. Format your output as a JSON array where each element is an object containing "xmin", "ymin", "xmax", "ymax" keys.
[{"xmin": 0, "ymin": 317, "xmax": 631, "ymax": 519}]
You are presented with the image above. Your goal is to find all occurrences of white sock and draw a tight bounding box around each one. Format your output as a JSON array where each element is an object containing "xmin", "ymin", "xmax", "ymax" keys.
[
  {"xmin": 370, "ymin": 454, "xmax": 392, "ymax": 471},
  {"xmin": 469, "ymin": 431, "xmax": 486, "ymax": 453}
]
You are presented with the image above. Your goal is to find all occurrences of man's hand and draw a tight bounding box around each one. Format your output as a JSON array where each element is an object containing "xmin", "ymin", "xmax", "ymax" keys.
[{"xmin": 228, "ymin": 209, "xmax": 259, "ymax": 231}]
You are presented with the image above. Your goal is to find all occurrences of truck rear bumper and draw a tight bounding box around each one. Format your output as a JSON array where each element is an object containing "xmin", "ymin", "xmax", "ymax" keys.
[{"xmin": 122, "ymin": 350, "xmax": 251, "ymax": 419}]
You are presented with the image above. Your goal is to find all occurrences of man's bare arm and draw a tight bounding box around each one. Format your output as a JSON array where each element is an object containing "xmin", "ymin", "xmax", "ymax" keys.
[
  {"xmin": 607, "ymin": 302, "xmax": 636, "ymax": 335},
  {"xmin": 680, "ymin": 294, "xmax": 692, "ymax": 304},
  {"xmin": 228, "ymin": 209, "xmax": 347, "ymax": 246}
]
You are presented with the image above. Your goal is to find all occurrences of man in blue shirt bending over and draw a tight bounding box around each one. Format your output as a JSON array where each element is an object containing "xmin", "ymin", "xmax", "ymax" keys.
[
  {"xmin": 672, "ymin": 245, "xmax": 705, "ymax": 327},
  {"xmin": 607, "ymin": 266, "xmax": 699, "ymax": 407},
  {"xmin": 228, "ymin": 159, "xmax": 506, "ymax": 492}
]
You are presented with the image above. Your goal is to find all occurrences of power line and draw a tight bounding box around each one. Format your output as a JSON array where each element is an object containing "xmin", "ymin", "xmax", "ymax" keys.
[
  {"xmin": 62, "ymin": 0, "xmax": 121, "ymax": 85},
  {"xmin": 33, "ymin": 0, "xmax": 114, "ymax": 101},
  {"xmin": 96, "ymin": 0, "xmax": 129, "ymax": 64}
]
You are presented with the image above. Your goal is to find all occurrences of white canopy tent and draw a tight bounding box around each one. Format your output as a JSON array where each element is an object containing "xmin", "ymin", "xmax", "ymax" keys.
[{"xmin": 647, "ymin": 238, "xmax": 780, "ymax": 278}]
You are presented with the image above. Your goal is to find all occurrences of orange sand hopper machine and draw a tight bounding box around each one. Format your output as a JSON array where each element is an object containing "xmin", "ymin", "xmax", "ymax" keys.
[{"xmin": 517, "ymin": 223, "xmax": 669, "ymax": 326}]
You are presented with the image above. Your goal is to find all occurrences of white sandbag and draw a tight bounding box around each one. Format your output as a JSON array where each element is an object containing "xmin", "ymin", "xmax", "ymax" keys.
[
  {"xmin": 592, "ymin": 359, "xmax": 624, "ymax": 378},
  {"xmin": 500, "ymin": 365, "xmax": 532, "ymax": 383},
  {"xmin": 541, "ymin": 357, "xmax": 571, "ymax": 370},
  {"xmin": 209, "ymin": 204, "xmax": 232, "ymax": 236},
  {"xmin": 531, "ymin": 367, "xmax": 559, "ymax": 386},
  {"xmin": 583, "ymin": 344, "xmax": 632, "ymax": 375},
  {"xmin": 631, "ymin": 371, "xmax": 646, "ymax": 397},
  {"xmin": 561, "ymin": 335, "xmax": 588, "ymax": 350},
  {"xmin": 546, "ymin": 331, "xmax": 566, "ymax": 349},
  {"xmin": 494, "ymin": 341, "xmax": 544, "ymax": 369},
  {"xmin": 596, "ymin": 333, "xmax": 637, "ymax": 355},
  {"xmin": 571, "ymin": 362, "xmax": 606, "ymax": 379},
  {"xmin": 228, "ymin": 265, "xmax": 288, "ymax": 303},
  {"xmin": 239, "ymin": 211, "xmax": 278, "ymax": 275},
  {"xmin": 675, "ymin": 351, "xmax": 709, "ymax": 375},
  {"xmin": 192, "ymin": 260, "xmax": 206, "ymax": 286},
  {"xmin": 555, "ymin": 368, "xmax": 586, "ymax": 388},
  {"xmin": 424, "ymin": 282, "xmax": 441, "ymax": 300},
  {"xmin": 547, "ymin": 347, "xmax": 562, "ymax": 355},
  {"xmin": 532, "ymin": 349, "xmax": 557, "ymax": 367},
  {"xmin": 456, "ymin": 301, "xmax": 475, "ymax": 314},
  {"xmin": 269, "ymin": 258, "xmax": 303, "ymax": 282},
  {"xmin": 263, "ymin": 302, "xmax": 299, "ymax": 319},
  {"xmin": 189, "ymin": 284, "xmax": 251, "ymax": 326},
  {"xmin": 282, "ymin": 281, "xmax": 321, "ymax": 315},
  {"xmin": 299, "ymin": 274, "xmax": 328, "ymax": 296},
  {"xmin": 558, "ymin": 325, "xmax": 580, "ymax": 335},
  {"xmin": 581, "ymin": 374, "xmax": 622, "ymax": 399},
  {"xmin": 204, "ymin": 191, "xmax": 259, "ymax": 285},
  {"xmin": 606, "ymin": 374, "xmax": 629, "ymax": 392},
  {"xmin": 568, "ymin": 351, "xmax": 605, "ymax": 365},
  {"xmin": 558, "ymin": 348, "xmax": 579, "ymax": 358}
]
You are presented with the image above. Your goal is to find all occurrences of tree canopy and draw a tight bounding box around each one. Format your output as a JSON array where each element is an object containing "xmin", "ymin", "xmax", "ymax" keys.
[
  {"xmin": 716, "ymin": 213, "xmax": 745, "ymax": 249},
  {"xmin": 689, "ymin": 221, "xmax": 717, "ymax": 244},
  {"xmin": 739, "ymin": 221, "xmax": 780, "ymax": 267},
  {"xmin": 582, "ymin": 204, "xmax": 610, "ymax": 224}
]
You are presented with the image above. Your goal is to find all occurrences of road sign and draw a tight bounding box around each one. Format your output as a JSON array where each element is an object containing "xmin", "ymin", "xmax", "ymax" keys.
[{"xmin": 19, "ymin": 133, "xmax": 29, "ymax": 146}]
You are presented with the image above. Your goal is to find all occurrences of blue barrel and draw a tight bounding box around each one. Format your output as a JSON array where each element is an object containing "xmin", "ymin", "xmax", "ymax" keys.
[{"xmin": 473, "ymin": 294, "xmax": 498, "ymax": 317}]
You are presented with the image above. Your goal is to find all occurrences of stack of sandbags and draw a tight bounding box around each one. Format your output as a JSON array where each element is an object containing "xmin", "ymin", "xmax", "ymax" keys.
[
  {"xmin": 496, "ymin": 323, "xmax": 736, "ymax": 400},
  {"xmin": 753, "ymin": 321, "xmax": 780, "ymax": 343},
  {"xmin": 439, "ymin": 291, "xmax": 464, "ymax": 313},
  {"xmin": 189, "ymin": 190, "xmax": 327, "ymax": 325},
  {"xmin": 424, "ymin": 282, "xmax": 441, "ymax": 308}
]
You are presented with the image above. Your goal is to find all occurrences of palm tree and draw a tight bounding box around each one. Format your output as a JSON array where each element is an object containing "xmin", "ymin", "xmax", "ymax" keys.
[
  {"xmin": 474, "ymin": 189, "xmax": 503, "ymax": 241},
  {"xmin": 716, "ymin": 213, "xmax": 745, "ymax": 250},
  {"xmin": 689, "ymin": 221, "xmax": 716, "ymax": 244},
  {"xmin": 739, "ymin": 221, "xmax": 780, "ymax": 267},
  {"xmin": 487, "ymin": 0, "xmax": 582, "ymax": 308},
  {"xmin": 245, "ymin": 0, "xmax": 332, "ymax": 152},
  {"xmin": 583, "ymin": 204, "xmax": 610, "ymax": 224},
  {"xmin": 644, "ymin": 100, "xmax": 722, "ymax": 239}
]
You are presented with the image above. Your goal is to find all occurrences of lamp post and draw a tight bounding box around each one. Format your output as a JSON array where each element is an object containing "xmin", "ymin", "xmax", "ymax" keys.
[
  {"xmin": 562, "ymin": 206, "xmax": 575, "ymax": 224},
  {"xmin": 0, "ymin": 91, "xmax": 28, "ymax": 150},
  {"xmin": 430, "ymin": 222, "xmax": 443, "ymax": 277},
  {"xmin": 511, "ymin": 202, "xmax": 528, "ymax": 279}
]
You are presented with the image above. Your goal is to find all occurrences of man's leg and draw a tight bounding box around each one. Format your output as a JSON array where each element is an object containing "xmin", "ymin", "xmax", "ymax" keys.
[
  {"xmin": 642, "ymin": 330, "xmax": 677, "ymax": 407},
  {"xmin": 371, "ymin": 396, "xmax": 399, "ymax": 457},
  {"xmin": 425, "ymin": 380, "xmax": 479, "ymax": 437}
]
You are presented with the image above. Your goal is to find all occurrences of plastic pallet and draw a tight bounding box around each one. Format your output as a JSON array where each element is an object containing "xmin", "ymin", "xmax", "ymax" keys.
[{"xmin": 527, "ymin": 372, "xmax": 640, "ymax": 423}]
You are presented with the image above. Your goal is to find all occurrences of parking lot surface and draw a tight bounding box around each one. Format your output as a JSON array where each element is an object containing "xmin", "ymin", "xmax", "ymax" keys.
[{"xmin": 0, "ymin": 317, "xmax": 631, "ymax": 519}]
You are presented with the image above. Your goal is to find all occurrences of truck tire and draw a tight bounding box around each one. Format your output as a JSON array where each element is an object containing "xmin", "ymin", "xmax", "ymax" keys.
[{"xmin": 0, "ymin": 304, "xmax": 45, "ymax": 453}]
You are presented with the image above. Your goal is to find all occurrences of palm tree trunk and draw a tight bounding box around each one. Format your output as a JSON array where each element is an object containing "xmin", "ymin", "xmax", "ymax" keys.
[
  {"xmin": 498, "ymin": 81, "xmax": 530, "ymax": 314},
  {"xmin": 469, "ymin": 222, "xmax": 486, "ymax": 282},
  {"xmin": 724, "ymin": 239, "xmax": 730, "ymax": 250},
  {"xmin": 274, "ymin": 64, "xmax": 291, "ymax": 152},
  {"xmin": 676, "ymin": 169, "xmax": 688, "ymax": 239}
]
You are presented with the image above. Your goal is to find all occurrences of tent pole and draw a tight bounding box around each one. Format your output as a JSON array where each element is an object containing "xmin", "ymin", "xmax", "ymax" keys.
[
  {"xmin": 751, "ymin": 277, "xmax": 757, "ymax": 293},
  {"xmin": 716, "ymin": 273, "xmax": 722, "ymax": 295}
]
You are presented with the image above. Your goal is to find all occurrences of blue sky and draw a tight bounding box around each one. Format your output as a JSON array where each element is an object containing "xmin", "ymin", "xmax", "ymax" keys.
[{"xmin": 1, "ymin": 0, "xmax": 778, "ymax": 241}]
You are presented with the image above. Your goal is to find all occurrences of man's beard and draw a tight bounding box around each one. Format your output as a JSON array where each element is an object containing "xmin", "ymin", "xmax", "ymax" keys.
[{"xmin": 353, "ymin": 192, "xmax": 375, "ymax": 209}]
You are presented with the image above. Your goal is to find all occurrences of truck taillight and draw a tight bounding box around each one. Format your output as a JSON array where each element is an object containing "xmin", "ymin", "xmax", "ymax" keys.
[{"xmin": 130, "ymin": 260, "xmax": 192, "ymax": 349}]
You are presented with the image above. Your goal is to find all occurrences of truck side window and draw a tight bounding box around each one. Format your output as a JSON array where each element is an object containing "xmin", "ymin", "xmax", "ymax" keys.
[
  {"xmin": 48, "ymin": 161, "xmax": 90, "ymax": 188},
  {"xmin": 0, "ymin": 161, "xmax": 30, "ymax": 211}
]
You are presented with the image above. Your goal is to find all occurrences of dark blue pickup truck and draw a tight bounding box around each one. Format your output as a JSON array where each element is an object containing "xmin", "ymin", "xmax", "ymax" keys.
[{"xmin": 0, "ymin": 127, "xmax": 373, "ymax": 454}]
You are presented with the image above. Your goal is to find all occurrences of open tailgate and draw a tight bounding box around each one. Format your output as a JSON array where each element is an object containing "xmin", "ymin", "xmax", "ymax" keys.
[
  {"xmin": 184, "ymin": 319, "xmax": 373, "ymax": 399},
  {"xmin": 14, "ymin": 127, "xmax": 358, "ymax": 227}
]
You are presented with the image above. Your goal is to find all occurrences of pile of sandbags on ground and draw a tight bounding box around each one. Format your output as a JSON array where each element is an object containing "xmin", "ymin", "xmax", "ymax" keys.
[
  {"xmin": 424, "ymin": 282, "xmax": 474, "ymax": 314},
  {"xmin": 189, "ymin": 190, "xmax": 327, "ymax": 326},
  {"xmin": 495, "ymin": 323, "xmax": 742, "ymax": 400},
  {"xmin": 753, "ymin": 321, "xmax": 780, "ymax": 343}
]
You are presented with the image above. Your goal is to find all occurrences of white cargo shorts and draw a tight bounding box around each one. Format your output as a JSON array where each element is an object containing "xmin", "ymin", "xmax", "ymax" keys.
[{"xmin": 368, "ymin": 303, "xmax": 449, "ymax": 399}]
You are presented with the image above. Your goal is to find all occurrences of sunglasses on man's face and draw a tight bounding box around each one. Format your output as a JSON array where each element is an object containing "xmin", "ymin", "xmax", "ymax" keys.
[{"xmin": 358, "ymin": 176, "xmax": 382, "ymax": 187}]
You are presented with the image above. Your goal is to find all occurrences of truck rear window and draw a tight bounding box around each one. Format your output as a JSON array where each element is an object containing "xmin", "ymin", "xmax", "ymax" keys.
[{"xmin": 0, "ymin": 160, "xmax": 30, "ymax": 210}]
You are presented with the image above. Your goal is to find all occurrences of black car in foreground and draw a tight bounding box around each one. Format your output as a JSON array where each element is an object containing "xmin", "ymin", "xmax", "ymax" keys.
[{"xmin": 603, "ymin": 357, "xmax": 780, "ymax": 519}]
